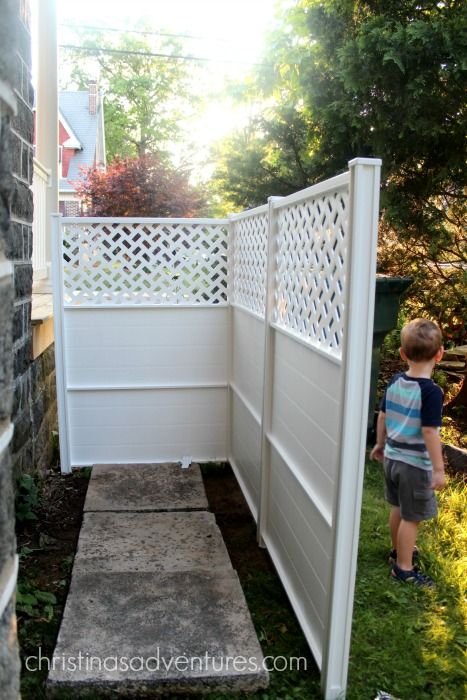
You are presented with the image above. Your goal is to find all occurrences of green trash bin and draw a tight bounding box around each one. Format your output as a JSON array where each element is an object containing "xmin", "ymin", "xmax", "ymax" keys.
[{"xmin": 368, "ymin": 275, "xmax": 413, "ymax": 439}]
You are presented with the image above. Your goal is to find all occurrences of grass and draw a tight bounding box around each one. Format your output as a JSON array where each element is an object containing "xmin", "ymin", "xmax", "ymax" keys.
[{"xmin": 347, "ymin": 461, "xmax": 466, "ymax": 700}]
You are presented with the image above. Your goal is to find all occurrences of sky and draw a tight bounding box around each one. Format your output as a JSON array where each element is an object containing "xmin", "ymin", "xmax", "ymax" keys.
[{"xmin": 32, "ymin": 0, "xmax": 282, "ymax": 178}]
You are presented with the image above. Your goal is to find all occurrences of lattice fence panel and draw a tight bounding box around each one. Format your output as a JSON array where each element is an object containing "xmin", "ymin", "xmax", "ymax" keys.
[
  {"xmin": 61, "ymin": 221, "xmax": 228, "ymax": 305},
  {"xmin": 230, "ymin": 212, "xmax": 268, "ymax": 317},
  {"xmin": 273, "ymin": 188, "xmax": 349, "ymax": 354}
]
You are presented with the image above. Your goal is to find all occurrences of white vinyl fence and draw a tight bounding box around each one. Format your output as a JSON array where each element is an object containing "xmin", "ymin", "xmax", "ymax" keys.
[{"xmin": 52, "ymin": 158, "xmax": 381, "ymax": 699}]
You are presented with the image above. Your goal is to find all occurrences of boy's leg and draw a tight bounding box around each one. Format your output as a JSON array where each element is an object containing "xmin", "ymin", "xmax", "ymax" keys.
[
  {"xmin": 389, "ymin": 506, "xmax": 401, "ymax": 550},
  {"xmin": 396, "ymin": 519, "xmax": 420, "ymax": 571}
]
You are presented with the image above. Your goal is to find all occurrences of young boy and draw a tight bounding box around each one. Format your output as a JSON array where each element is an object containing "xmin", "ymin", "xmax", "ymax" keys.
[{"xmin": 370, "ymin": 318, "xmax": 445, "ymax": 587}]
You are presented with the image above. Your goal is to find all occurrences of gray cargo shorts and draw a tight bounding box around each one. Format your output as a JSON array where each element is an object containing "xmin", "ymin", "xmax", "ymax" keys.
[{"xmin": 383, "ymin": 457, "xmax": 437, "ymax": 521}]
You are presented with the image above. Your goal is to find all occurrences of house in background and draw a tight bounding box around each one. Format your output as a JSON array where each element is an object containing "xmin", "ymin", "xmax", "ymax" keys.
[
  {"xmin": 57, "ymin": 81, "xmax": 106, "ymax": 216},
  {"xmin": 31, "ymin": 80, "xmax": 105, "ymax": 289}
]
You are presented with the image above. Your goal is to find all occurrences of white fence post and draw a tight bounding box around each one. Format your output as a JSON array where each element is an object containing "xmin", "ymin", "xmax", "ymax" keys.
[
  {"xmin": 226, "ymin": 216, "xmax": 235, "ymax": 462},
  {"xmin": 257, "ymin": 196, "xmax": 282, "ymax": 546},
  {"xmin": 322, "ymin": 158, "xmax": 381, "ymax": 699},
  {"xmin": 31, "ymin": 158, "xmax": 51, "ymax": 281},
  {"xmin": 51, "ymin": 213, "xmax": 71, "ymax": 474}
]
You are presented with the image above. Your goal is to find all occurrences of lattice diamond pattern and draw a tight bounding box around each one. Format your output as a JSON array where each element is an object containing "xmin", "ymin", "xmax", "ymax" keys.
[
  {"xmin": 62, "ymin": 222, "xmax": 228, "ymax": 305},
  {"xmin": 230, "ymin": 214, "xmax": 268, "ymax": 316},
  {"xmin": 273, "ymin": 190, "xmax": 349, "ymax": 352}
]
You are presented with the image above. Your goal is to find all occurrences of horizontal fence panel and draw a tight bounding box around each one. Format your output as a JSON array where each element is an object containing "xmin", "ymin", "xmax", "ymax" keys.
[
  {"xmin": 270, "ymin": 331, "xmax": 340, "ymax": 517},
  {"xmin": 68, "ymin": 387, "xmax": 227, "ymax": 466},
  {"xmin": 229, "ymin": 391, "xmax": 262, "ymax": 520},
  {"xmin": 229, "ymin": 306, "xmax": 265, "ymax": 518},
  {"xmin": 231, "ymin": 307, "xmax": 265, "ymax": 416},
  {"xmin": 65, "ymin": 307, "xmax": 229, "ymax": 387},
  {"xmin": 265, "ymin": 445, "xmax": 332, "ymax": 666}
]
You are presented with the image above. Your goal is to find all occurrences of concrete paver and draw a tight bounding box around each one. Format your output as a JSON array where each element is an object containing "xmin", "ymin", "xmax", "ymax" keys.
[
  {"xmin": 48, "ymin": 463, "xmax": 268, "ymax": 696},
  {"xmin": 75, "ymin": 511, "xmax": 233, "ymax": 573},
  {"xmin": 84, "ymin": 463, "xmax": 209, "ymax": 512},
  {"xmin": 48, "ymin": 570, "xmax": 268, "ymax": 696}
]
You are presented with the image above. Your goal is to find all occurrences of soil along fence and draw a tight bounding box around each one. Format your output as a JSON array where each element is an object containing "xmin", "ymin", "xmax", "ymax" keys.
[{"xmin": 51, "ymin": 157, "xmax": 381, "ymax": 699}]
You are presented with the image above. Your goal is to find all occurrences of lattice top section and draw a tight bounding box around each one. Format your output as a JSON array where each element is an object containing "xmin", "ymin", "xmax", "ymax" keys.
[
  {"xmin": 273, "ymin": 188, "xmax": 349, "ymax": 354},
  {"xmin": 230, "ymin": 212, "xmax": 268, "ymax": 317},
  {"xmin": 61, "ymin": 221, "xmax": 228, "ymax": 305}
]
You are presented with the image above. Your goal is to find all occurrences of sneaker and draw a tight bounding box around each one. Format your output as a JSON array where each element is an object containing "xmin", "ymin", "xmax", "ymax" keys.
[
  {"xmin": 391, "ymin": 564, "xmax": 434, "ymax": 588},
  {"xmin": 388, "ymin": 547, "xmax": 419, "ymax": 567}
]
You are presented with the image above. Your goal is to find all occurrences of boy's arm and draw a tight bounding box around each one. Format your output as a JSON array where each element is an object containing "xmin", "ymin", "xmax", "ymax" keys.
[
  {"xmin": 370, "ymin": 410, "xmax": 386, "ymax": 463},
  {"xmin": 422, "ymin": 426, "xmax": 446, "ymax": 490}
]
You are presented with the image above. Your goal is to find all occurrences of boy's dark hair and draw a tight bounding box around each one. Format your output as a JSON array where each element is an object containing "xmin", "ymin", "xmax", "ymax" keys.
[{"xmin": 401, "ymin": 319, "xmax": 443, "ymax": 361}]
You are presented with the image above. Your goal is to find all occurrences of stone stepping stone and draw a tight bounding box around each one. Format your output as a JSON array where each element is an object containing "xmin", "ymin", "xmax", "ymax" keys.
[
  {"xmin": 75, "ymin": 511, "xmax": 233, "ymax": 574},
  {"xmin": 84, "ymin": 463, "xmax": 208, "ymax": 513},
  {"xmin": 47, "ymin": 570, "xmax": 269, "ymax": 696}
]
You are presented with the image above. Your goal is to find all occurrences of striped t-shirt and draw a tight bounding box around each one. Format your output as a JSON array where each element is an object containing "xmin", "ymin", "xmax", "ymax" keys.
[{"xmin": 381, "ymin": 373, "xmax": 443, "ymax": 470}]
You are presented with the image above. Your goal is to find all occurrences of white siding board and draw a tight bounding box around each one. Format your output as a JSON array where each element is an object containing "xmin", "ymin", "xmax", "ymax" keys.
[
  {"xmin": 65, "ymin": 308, "xmax": 229, "ymax": 386},
  {"xmin": 69, "ymin": 387, "xmax": 227, "ymax": 465},
  {"xmin": 271, "ymin": 396, "xmax": 336, "ymax": 512},
  {"xmin": 269, "ymin": 444, "xmax": 332, "ymax": 569},
  {"xmin": 267, "ymin": 495, "xmax": 328, "ymax": 616},
  {"xmin": 273, "ymin": 336, "xmax": 340, "ymax": 440},
  {"xmin": 230, "ymin": 391, "xmax": 261, "ymax": 516},
  {"xmin": 271, "ymin": 333, "xmax": 341, "ymax": 513},
  {"xmin": 275, "ymin": 332, "xmax": 341, "ymax": 397},
  {"xmin": 265, "ymin": 518, "xmax": 325, "ymax": 663},
  {"xmin": 231, "ymin": 307, "xmax": 264, "ymax": 415}
]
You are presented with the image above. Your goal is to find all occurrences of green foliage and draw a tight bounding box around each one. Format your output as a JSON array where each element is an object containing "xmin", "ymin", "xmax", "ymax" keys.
[
  {"xmin": 210, "ymin": 105, "xmax": 316, "ymax": 214},
  {"xmin": 61, "ymin": 22, "xmax": 197, "ymax": 161},
  {"xmin": 16, "ymin": 581, "xmax": 57, "ymax": 621},
  {"xmin": 15, "ymin": 475, "xmax": 40, "ymax": 523}
]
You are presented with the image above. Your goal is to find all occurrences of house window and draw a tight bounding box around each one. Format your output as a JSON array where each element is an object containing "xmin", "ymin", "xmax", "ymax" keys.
[{"xmin": 63, "ymin": 200, "xmax": 81, "ymax": 217}]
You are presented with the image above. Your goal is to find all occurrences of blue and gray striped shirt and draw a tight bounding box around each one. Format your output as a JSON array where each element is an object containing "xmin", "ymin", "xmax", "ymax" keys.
[{"xmin": 381, "ymin": 373, "xmax": 443, "ymax": 470}]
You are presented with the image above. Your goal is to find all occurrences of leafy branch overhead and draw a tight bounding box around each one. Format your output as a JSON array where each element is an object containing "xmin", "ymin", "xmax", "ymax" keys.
[
  {"xmin": 61, "ymin": 22, "xmax": 197, "ymax": 161},
  {"xmin": 211, "ymin": 0, "xmax": 466, "ymax": 342}
]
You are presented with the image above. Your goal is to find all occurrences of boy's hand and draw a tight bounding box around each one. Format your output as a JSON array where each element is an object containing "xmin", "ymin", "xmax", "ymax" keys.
[
  {"xmin": 431, "ymin": 470, "xmax": 446, "ymax": 491},
  {"xmin": 370, "ymin": 444, "xmax": 384, "ymax": 463}
]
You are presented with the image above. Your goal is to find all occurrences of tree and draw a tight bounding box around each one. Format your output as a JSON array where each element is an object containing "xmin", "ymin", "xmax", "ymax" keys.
[
  {"xmin": 62, "ymin": 24, "xmax": 197, "ymax": 161},
  {"xmin": 211, "ymin": 105, "xmax": 315, "ymax": 213},
  {"xmin": 75, "ymin": 155, "xmax": 206, "ymax": 217},
  {"xmin": 211, "ymin": 0, "xmax": 466, "ymax": 342}
]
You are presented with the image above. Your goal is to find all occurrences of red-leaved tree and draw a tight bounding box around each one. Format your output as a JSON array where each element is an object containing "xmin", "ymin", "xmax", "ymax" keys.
[{"xmin": 75, "ymin": 155, "xmax": 206, "ymax": 217}]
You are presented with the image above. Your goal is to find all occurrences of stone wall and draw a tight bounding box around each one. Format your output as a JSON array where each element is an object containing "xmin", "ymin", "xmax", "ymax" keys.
[
  {"xmin": 30, "ymin": 343, "xmax": 57, "ymax": 475},
  {"xmin": 0, "ymin": 0, "xmax": 23, "ymax": 693},
  {"xmin": 4, "ymin": 0, "xmax": 58, "ymax": 479},
  {"xmin": 1, "ymin": 0, "xmax": 57, "ymax": 695}
]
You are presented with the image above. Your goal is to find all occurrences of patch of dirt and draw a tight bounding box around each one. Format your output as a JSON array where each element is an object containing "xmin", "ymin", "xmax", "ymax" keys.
[
  {"xmin": 201, "ymin": 464, "xmax": 274, "ymax": 580},
  {"xmin": 17, "ymin": 469, "xmax": 90, "ymax": 700},
  {"xmin": 17, "ymin": 470, "xmax": 89, "ymax": 591}
]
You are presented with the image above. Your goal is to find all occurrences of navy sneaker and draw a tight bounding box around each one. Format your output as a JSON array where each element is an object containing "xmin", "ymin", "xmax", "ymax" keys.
[{"xmin": 391, "ymin": 564, "xmax": 434, "ymax": 588}]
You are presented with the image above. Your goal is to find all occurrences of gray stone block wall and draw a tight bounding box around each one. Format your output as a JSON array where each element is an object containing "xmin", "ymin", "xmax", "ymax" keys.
[
  {"xmin": 1, "ymin": 0, "xmax": 57, "ymax": 695},
  {"xmin": 31, "ymin": 344, "xmax": 57, "ymax": 475},
  {"xmin": 9, "ymin": 0, "xmax": 35, "ymax": 479},
  {"xmin": 0, "ymin": 0, "xmax": 21, "ymax": 689},
  {"xmin": 2, "ymin": 0, "xmax": 57, "ymax": 479}
]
